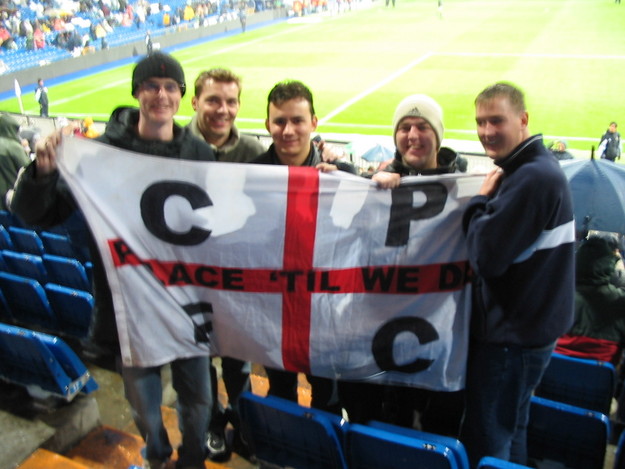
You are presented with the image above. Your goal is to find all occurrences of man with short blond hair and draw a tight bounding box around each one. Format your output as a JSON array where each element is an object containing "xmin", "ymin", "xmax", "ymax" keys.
[
  {"xmin": 189, "ymin": 68, "xmax": 264, "ymax": 163},
  {"xmin": 461, "ymin": 82, "xmax": 575, "ymax": 467}
]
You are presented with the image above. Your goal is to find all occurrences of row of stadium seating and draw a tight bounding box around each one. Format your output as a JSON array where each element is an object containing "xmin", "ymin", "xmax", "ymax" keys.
[{"xmin": 237, "ymin": 390, "xmax": 615, "ymax": 469}]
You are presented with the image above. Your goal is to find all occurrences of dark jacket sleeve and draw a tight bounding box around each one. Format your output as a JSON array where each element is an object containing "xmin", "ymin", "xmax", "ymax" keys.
[{"xmin": 9, "ymin": 161, "xmax": 76, "ymax": 228}]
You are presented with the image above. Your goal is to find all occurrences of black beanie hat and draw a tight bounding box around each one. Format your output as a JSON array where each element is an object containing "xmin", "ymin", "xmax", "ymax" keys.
[{"xmin": 131, "ymin": 52, "xmax": 186, "ymax": 97}]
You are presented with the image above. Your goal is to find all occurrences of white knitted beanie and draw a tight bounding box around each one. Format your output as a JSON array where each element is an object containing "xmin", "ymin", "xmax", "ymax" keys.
[{"xmin": 392, "ymin": 94, "xmax": 444, "ymax": 149}]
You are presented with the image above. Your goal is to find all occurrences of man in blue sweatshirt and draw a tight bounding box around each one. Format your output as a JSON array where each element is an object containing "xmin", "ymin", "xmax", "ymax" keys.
[{"xmin": 460, "ymin": 82, "xmax": 575, "ymax": 468}]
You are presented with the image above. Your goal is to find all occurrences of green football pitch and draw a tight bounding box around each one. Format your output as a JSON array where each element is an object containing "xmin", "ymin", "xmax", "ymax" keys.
[{"xmin": 2, "ymin": 0, "xmax": 624, "ymax": 152}]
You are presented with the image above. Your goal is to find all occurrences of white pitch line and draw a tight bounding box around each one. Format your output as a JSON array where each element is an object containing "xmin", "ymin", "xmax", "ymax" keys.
[
  {"xmin": 436, "ymin": 51, "xmax": 625, "ymax": 60},
  {"xmin": 318, "ymin": 52, "xmax": 433, "ymax": 125}
]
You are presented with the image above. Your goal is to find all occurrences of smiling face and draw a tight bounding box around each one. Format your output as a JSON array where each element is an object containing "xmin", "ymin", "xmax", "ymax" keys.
[
  {"xmin": 395, "ymin": 116, "xmax": 438, "ymax": 170},
  {"xmin": 135, "ymin": 77, "xmax": 182, "ymax": 127},
  {"xmin": 475, "ymin": 94, "xmax": 529, "ymax": 161},
  {"xmin": 265, "ymin": 97, "xmax": 318, "ymax": 166},
  {"xmin": 192, "ymin": 78, "xmax": 241, "ymax": 147}
]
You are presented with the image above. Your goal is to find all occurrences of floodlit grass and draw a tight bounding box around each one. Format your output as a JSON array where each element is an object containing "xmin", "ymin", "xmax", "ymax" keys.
[{"xmin": 2, "ymin": 0, "xmax": 624, "ymax": 152}]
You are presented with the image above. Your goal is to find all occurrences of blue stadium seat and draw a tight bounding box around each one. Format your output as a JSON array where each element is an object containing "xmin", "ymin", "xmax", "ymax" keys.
[
  {"xmin": 8, "ymin": 226, "xmax": 45, "ymax": 255},
  {"xmin": 1, "ymin": 250, "xmax": 48, "ymax": 284},
  {"xmin": 367, "ymin": 420, "xmax": 469, "ymax": 469},
  {"xmin": 0, "ymin": 225, "xmax": 14, "ymax": 251},
  {"xmin": 45, "ymin": 283, "xmax": 94, "ymax": 339},
  {"xmin": 239, "ymin": 391, "xmax": 348, "ymax": 469},
  {"xmin": 0, "ymin": 271, "xmax": 57, "ymax": 330},
  {"xmin": 0, "ymin": 322, "xmax": 98, "ymax": 401},
  {"xmin": 527, "ymin": 396, "xmax": 610, "ymax": 469},
  {"xmin": 534, "ymin": 353, "xmax": 615, "ymax": 414},
  {"xmin": 40, "ymin": 231, "xmax": 79, "ymax": 259},
  {"xmin": 347, "ymin": 422, "xmax": 468, "ymax": 469},
  {"xmin": 477, "ymin": 456, "xmax": 532, "ymax": 468},
  {"xmin": 42, "ymin": 254, "xmax": 91, "ymax": 292}
]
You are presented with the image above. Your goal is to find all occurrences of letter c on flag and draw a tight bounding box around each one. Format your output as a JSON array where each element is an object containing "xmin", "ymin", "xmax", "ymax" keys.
[
  {"xmin": 140, "ymin": 181, "xmax": 212, "ymax": 246},
  {"xmin": 372, "ymin": 316, "xmax": 438, "ymax": 373}
]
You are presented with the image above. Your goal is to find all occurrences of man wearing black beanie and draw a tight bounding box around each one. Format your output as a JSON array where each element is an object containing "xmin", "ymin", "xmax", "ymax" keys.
[{"xmin": 10, "ymin": 51, "xmax": 215, "ymax": 469}]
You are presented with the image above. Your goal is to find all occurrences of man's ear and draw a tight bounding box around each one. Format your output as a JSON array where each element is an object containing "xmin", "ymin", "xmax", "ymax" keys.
[
  {"xmin": 311, "ymin": 115, "xmax": 318, "ymax": 132},
  {"xmin": 191, "ymin": 96, "xmax": 198, "ymax": 111}
]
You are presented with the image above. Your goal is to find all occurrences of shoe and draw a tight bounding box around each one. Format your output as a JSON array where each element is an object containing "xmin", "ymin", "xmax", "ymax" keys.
[
  {"xmin": 206, "ymin": 431, "xmax": 229, "ymax": 462},
  {"xmin": 143, "ymin": 459, "xmax": 167, "ymax": 469}
]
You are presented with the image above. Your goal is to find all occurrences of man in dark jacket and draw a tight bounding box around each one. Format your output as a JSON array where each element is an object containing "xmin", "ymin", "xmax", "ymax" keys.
[
  {"xmin": 599, "ymin": 121, "xmax": 621, "ymax": 162},
  {"xmin": 358, "ymin": 94, "xmax": 465, "ymax": 436},
  {"xmin": 10, "ymin": 52, "xmax": 214, "ymax": 469},
  {"xmin": 251, "ymin": 79, "xmax": 355, "ymax": 416},
  {"xmin": 0, "ymin": 114, "xmax": 30, "ymax": 209},
  {"xmin": 461, "ymin": 82, "xmax": 575, "ymax": 468}
]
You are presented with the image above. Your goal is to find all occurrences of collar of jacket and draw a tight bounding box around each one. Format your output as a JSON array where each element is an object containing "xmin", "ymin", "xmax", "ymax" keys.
[{"xmin": 495, "ymin": 134, "xmax": 544, "ymax": 174}]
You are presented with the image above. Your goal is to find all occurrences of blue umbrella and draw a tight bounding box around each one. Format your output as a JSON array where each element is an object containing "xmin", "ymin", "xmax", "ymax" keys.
[
  {"xmin": 560, "ymin": 157, "xmax": 625, "ymax": 234},
  {"xmin": 360, "ymin": 144, "xmax": 394, "ymax": 163}
]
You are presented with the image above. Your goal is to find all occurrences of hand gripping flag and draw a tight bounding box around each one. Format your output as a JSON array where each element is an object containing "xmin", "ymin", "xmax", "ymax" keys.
[{"xmin": 57, "ymin": 137, "xmax": 484, "ymax": 391}]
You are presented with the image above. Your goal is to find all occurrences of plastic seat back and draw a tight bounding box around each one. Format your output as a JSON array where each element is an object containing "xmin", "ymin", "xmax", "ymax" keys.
[
  {"xmin": 8, "ymin": 226, "xmax": 45, "ymax": 255},
  {"xmin": 45, "ymin": 283, "xmax": 94, "ymax": 338},
  {"xmin": 535, "ymin": 352, "xmax": 615, "ymax": 414},
  {"xmin": 239, "ymin": 391, "xmax": 348, "ymax": 469},
  {"xmin": 527, "ymin": 396, "xmax": 609, "ymax": 469},
  {"xmin": 0, "ymin": 271, "xmax": 56, "ymax": 330},
  {"xmin": 42, "ymin": 254, "xmax": 91, "ymax": 292}
]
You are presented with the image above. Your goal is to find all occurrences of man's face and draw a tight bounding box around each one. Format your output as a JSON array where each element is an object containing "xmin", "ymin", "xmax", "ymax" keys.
[
  {"xmin": 476, "ymin": 95, "xmax": 528, "ymax": 161},
  {"xmin": 395, "ymin": 116, "xmax": 438, "ymax": 171},
  {"xmin": 191, "ymin": 79, "xmax": 240, "ymax": 144},
  {"xmin": 265, "ymin": 98, "xmax": 318, "ymax": 166},
  {"xmin": 610, "ymin": 123, "xmax": 617, "ymax": 133},
  {"xmin": 135, "ymin": 77, "xmax": 181, "ymax": 125}
]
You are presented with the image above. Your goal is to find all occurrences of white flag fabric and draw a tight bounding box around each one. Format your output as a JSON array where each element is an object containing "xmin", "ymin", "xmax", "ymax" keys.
[
  {"xmin": 14, "ymin": 79, "xmax": 21, "ymax": 97},
  {"xmin": 57, "ymin": 137, "xmax": 484, "ymax": 391}
]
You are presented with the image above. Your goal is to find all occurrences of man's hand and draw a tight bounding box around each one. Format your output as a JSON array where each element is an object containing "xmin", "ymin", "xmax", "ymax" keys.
[
  {"xmin": 372, "ymin": 171, "xmax": 401, "ymax": 189},
  {"xmin": 479, "ymin": 167, "xmax": 504, "ymax": 197},
  {"xmin": 34, "ymin": 126, "xmax": 76, "ymax": 179},
  {"xmin": 315, "ymin": 162, "xmax": 339, "ymax": 173}
]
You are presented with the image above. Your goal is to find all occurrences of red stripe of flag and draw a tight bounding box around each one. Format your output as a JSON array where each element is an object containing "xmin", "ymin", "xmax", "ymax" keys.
[{"xmin": 281, "ymin": 167, "xmax": 319, "ymax": 373}]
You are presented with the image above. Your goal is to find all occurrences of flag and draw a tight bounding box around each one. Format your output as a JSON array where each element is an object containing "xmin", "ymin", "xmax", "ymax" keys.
[
  {"xmin": 57, "ymin": 137, "xmax": 484, "ymax": 391},
  {"xmin": 14, "ymin": 79, "xmax": 21, "ymax": 97}
]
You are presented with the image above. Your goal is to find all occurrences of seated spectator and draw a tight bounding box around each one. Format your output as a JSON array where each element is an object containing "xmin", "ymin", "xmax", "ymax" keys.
[
  {"xmin": 33, "ymin": 26, "xmax": 45, "ymax": 49},
  {"xmin": 549, "ymin": 139, "xmax": 574, "ymax": 160},
  {"xmin": 0, "ymin": 26, "xmax": 17, "ymax": 50},
  {"xmin": 555, "ymin": 233, "xmax": 625, "ymax": 366}
]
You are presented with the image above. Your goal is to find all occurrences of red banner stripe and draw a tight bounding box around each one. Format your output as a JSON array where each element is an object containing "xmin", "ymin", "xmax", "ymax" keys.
[{"xmin": 280, "ymin": 167, "xmax": 319, "ymax": 373}]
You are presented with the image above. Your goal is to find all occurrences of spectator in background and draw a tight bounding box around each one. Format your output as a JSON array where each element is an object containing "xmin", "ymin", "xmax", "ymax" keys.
[
  {"xmin": 0, "ymin": 114, "xmax": 31, "ymax": 210},
  {"xmin": 555, "ymin": 233, "xmax": 625, "ymax": 366},
  {"xmin": 549, "ymin": 139, "xmax": 574, "ymax": 160},
  {"xmin": 598, "ymin": 121, "xmax": 621, "ymax": 162},
  {"xmin": 35, "ymin": 78, "xmax": 49, "ymax": 117},
  {"xmin": 461, "ymin": 82, "xmax": 575, "ymax": 467}
]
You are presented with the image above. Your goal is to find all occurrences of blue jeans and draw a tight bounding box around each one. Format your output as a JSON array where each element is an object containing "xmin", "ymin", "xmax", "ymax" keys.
[
  {"xmin": 123, "ymin": 355, "xmax": 212, "ymax": 467},
  {"xmin": 461, "ymin": 341, "xmax": 554, "ymax": 468}
]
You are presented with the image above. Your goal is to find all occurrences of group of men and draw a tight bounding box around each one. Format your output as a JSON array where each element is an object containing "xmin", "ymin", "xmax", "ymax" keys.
[{"xmin": 9, "ymin": 51, "xmax": 576, "ymax": 469}]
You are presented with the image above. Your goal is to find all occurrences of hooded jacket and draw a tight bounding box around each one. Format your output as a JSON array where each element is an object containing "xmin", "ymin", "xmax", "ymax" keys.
[
  {"xmin": 556, "ymin": 236, "xmax": 625, "ymax": 364},
  {"xmin": 462, "ymin": 134, "xmax": 575, "ymax": 347},
  {"xmin": 10, "ymin": 106, "xmax": 215, "ymax": 356},
  {"xmin": 0, "ymin": 114, "xmax": 30, "ymax": 209}
]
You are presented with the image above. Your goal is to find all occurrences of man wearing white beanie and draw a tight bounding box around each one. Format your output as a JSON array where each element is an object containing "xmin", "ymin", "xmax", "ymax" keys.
[
  {"xmin": 373, "ymin": 93, "xmax": 464, "ymax": 188},
  {"xmin": 345, "ymin": 94, "xmax": 465, "ymax": 437}
]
